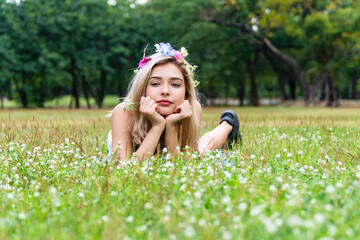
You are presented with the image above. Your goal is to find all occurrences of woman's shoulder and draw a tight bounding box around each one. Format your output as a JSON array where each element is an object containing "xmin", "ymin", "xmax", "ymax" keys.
[
  {"xmin": 195, "ymin": 100, "xmax": 202, "ymax": 109},
  {"xmin": 112, "ymin": 102, "xmax": 135, "ymax": 119}
]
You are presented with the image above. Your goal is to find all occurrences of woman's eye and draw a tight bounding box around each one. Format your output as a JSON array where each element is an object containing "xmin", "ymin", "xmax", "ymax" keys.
[
  {"xmin": 172, "ymin": 83, "xmax": 180, "ymax": 87},
  {"xmin": 151, "ymin": 82, "xmax": 160, "ymax": 86}
]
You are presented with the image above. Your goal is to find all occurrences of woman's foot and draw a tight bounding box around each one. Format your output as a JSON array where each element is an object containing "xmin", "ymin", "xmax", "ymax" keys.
[{"xmin": 219, "ymin": 110, "xmax": 242, "ymax": 147}]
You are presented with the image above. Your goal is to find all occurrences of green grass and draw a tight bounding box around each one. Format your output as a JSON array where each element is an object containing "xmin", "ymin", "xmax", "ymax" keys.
[
  {"xmin": 1, "ymin": 107, "xmax": 360, "ymax": 239},
  {"xmin": 1, "ymin": 95, "xmax": 121, "ymax": 109}
]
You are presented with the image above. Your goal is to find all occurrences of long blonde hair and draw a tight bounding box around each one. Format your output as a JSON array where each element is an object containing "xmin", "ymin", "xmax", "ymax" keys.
[{"xmin": 124, "ymin": 53, "xmax": 200, "ymax": 149}]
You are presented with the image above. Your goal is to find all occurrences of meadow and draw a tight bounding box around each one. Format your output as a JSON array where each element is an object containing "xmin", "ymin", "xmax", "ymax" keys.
[{"xmin": 1, "ymin": 107, "xmax": 360, "ymax": 239}]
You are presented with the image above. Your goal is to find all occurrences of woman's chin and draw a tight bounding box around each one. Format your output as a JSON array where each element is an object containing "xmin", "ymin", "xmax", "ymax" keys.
[{"xmin": 158, "ymin": 107, "xmax": 174, "ymax": 116}]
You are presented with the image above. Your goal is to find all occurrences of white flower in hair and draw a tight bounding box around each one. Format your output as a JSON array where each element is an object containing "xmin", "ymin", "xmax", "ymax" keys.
[
  {"xmin": 180, "ymin": 47, "xmax": 188, "ymax": 57},
  {"xmin": 154, "ymin": 43, "xmax": 161, "ymax": 53}
]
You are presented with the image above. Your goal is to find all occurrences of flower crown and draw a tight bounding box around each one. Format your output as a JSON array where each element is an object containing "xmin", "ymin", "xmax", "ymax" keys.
[{"xmin": 136, "ymin": 43, "xmax": 199, "ymax": 87}]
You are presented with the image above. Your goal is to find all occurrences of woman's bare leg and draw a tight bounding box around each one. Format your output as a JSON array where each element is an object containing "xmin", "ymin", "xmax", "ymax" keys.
[{"xmin": 197, "ymin": 121, "xmax": 233, "ymax": 155}]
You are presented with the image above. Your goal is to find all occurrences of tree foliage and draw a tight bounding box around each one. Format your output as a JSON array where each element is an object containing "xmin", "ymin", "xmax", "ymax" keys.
[{"xmin": 0, "ymin": 0, "xmax": 359, "ymax": 108}]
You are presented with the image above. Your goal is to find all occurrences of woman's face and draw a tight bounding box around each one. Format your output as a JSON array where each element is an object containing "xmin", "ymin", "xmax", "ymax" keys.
[{"xmin": 145, "ymin": 63, "xmax": 186, "ymax": 116}]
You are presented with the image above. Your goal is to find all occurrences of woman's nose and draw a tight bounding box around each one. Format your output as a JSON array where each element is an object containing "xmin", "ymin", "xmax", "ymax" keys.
[{"xmin": 161, "ymin": 84, "xmax": 170, "ymax": 96}]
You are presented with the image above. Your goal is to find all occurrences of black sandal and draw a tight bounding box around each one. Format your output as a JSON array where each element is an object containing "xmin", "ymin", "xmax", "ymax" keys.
[{"xmin": 219, "ymin": 110, "xmax": 242, "ymax": 148}]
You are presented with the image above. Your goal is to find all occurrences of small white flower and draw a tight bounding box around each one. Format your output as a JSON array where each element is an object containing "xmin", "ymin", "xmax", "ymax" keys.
[
  {"xmin": 287, "ymin": 215, "xmax": 302, "ymax": 227},
  {"xmin": 101, "ymin": 215, "xmax": 110, "ymax": 222},
  {"xmin": 325, "ymin": 185, "xmax": 335, "ymax": 194},
  {"xmin": 222, "ymin": 231, "xmax": 232, "ymax": 240},
  {"xmin": 199, "ymin": 219, "xmax": 206, "ymax": 226},
  {"xmin": 126, "ymin": 215, "xmax": 134, "ymax": 223},
  {"xmin": 180, "ymin": 47, "xmax": 188, "ymax": 57},
  {"xmin": 283, "ymin": 149, "xmax": 287, "ymax": 152},
  {"xmin": 183, "ymin": 225, "xmax": 195, "ymax": 238},
  {"xmin": 77, "ymin": 192, "xmax": 85, "ymax": 198},
  {"xmin": 276, "ymin": 154, "xmax": 280, "ymax": 158},
  {"xmin": 136, "ymin": 225, "xmax": 147, "ymax": 232},
  {"xmin": 34, "ymin": 192, "xmax": 40, "ymax": 197},
  {"xmin": 163, "ymin": 205, "xmax": 171, "ymax": 214},
  {"xmin": 154, "ymin": 43, "xmax": 160, "ymax": 52},
  {"xmin": 144, "ymin": 202, "xmax": 152, "ymax": 209},
  {"xmin": 269, "ymin": 185, "xmax": 277, "ymax": 191},
  {"xmin": 325, "ymin": 204, "xmax": 333, "ymax": 211},
  {"xmin": 336, "ymin": 182, "xmax": 343, "ymax": 188},
  {"xmin": 18, "ymin": 212, "xmax": 27, "ymax": 219},
  {"xmin": 221, "ymin": 196, "xmax": 231, "ymax": 205},
  {"xmin": 194, "ymin": 191, "xmax": 201, "ymax": 199},
  {"xmin": 250, "ymin": 206, "xmax": 262, "ymax": 216},
  {"xmin": 250, "ymin": 155, "xmax": 255, "ymax": 159},
  {"xmin": 314, "ymin": 213, "xmax": 326, "ymax": 223},
  {"xmin": 50, "ymin": 187, "xmax": 57, "ymax": 194},
  {"xmin": 238, "ymin": 202, "xmax": 247, "ymax": 211},
  {"xmin": 7, "ymin": 193, "xmax": 14, "ymax": 200}
]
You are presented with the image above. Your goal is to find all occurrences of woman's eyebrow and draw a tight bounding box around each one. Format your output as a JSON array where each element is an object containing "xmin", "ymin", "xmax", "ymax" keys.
[
  {"xmin": 170, "ymin": 77, "xmax": 184, "ymax": 81},
  {"xmin": 149, "ymin": 76, "xmax": 183, "ymax": 81}
]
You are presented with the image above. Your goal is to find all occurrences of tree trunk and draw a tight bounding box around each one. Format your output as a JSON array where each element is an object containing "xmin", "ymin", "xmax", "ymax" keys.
[
  {"xmin": 16, "ymin": 74, "xmax": 28, "ymax": 108},
  {"xmin": 351, "ymin": 74, "xmax": 359, "ymax": 99},
  {"xmin": 327, "ymin": 72, "xmax": 339, "ymax": 106},
  {"xmin": 82, "ymin": 75, "xmax": 91, "ymax": 109},
  {"xmin": 278, "ymin": 74, "xmax": 289, "ymax": 100},
  {"xmin": 208, "ymin": 86, "xmax": 216, "ymax": 106},
  {"xmin": 246, "ymin": 53, "xmax": 259, "ymax": 106},
  {"xmin": 308, "ymin": 72, "xmax": 327, "ymax": 103},
  {"xmin": 289, "ymin": 78, "xmax": 296, "ymax": 100},
  {"xmin": 237, "ymin": 82, "xmax": 245, "ymax": 106},
  {"xmin": 70, "ymin": 58, "xmax": 80, "ymax": 109},
  {"xmin": 97, "ymin": 68, "xmax": 106, "ymax": 108},
  {"xmin": 0, "ymin": 88, "xmax": 3, "ymax": 109}
]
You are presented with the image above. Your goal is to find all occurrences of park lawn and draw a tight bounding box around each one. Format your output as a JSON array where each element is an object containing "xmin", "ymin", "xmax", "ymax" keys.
[{"xmin": 0, "ymin": 107, "xmax": 360, "ymax": 239}]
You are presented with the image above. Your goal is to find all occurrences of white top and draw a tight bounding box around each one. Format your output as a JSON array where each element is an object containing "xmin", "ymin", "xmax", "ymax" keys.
[{"xmin": 107, "ymin": 130, "xmax": 112, "ymax": 153}]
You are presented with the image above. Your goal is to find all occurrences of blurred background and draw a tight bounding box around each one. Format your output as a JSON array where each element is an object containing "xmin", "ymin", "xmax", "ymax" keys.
[{"xmin": 0, "ymin": 0, "xmax": 359, "ymax": 109}]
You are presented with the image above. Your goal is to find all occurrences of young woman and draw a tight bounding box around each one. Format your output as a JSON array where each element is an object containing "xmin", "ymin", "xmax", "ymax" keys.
[{"xmin": 108, "ymin": 43, "xmax": 241, "ymax": 160}]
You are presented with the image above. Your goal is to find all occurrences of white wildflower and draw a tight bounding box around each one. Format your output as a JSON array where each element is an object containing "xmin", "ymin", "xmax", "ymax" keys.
[
  {"xmin": 101, "ymin": 216, "xmax": 110, "ymax": 222},
  {"xmin": 314, "ymin": 213, "xmax": 326, "ymax": 224},
  {"xmin": 18, "ymin": 212, "xmax": 26, "ymax": 219},
  {"xmin": 183, "ymin": 225, "xmax": 195, "ymax": 238},
  {"xmin": 269, "ymin": 185, "xmax": 277, "ymax": 191},
  {"xmin": 126, "ymin": 215, "xmax": 134, "ymax": 223},
  {"xmin": 325, "ymin": 185, "xmax": 335, "ymax": 194},
  {"xmin": 221, "ymin": 196, "xmax": 231, "ymax": 205}
]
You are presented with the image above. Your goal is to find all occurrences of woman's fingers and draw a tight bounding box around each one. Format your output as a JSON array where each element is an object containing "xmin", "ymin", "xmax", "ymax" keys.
[
  {"xmin": 140, "ymin": 96, "xmax": 165, "ymax": 126},
  {"xmin": 174, "ymin": 100, "xmax": 192, "ymax": 118}
]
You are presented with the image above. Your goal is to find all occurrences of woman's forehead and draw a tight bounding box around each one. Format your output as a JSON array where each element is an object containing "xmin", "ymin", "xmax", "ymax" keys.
[{"xmin": 150, "ymin": 63, "xmax": 184, "ymax": 79}]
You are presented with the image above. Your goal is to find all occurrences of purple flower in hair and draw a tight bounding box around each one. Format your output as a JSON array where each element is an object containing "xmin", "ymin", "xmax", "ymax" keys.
[{"xmin": 155, "ymin": 43, "xmax": 176, "ymax": 56}]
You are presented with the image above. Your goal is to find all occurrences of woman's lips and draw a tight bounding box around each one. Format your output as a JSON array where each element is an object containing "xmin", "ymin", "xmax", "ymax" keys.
[{"xmin": 157, "ymin": 100, "xmax": 172, "ymax": 106}]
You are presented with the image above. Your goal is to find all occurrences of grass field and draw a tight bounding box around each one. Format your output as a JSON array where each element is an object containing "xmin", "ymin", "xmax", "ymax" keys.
[{"xmin": 1, "ymin": 107, "xmax": 360, "ymax": 239}]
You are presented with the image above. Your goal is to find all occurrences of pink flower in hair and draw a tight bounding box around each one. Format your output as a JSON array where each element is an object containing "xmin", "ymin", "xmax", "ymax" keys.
[
  {"xmin": 139, "ymin": 57, "xmax": 152, "ymax": 69},
  {"xmin": 174, "ymin": 51, "xmax": 184, "ymax": 60}
]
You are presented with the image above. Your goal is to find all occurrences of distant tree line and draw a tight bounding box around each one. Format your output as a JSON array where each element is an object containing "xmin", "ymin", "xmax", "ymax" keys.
[{"xmin": 0, "ymin": 0, "xmax": 359, "ymax": 108}]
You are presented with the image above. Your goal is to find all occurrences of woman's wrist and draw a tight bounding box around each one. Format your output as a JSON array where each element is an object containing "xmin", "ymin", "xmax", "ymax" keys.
[{"xmin": 151, "ymin": 122, "xmax": 166, "ymax": 132}]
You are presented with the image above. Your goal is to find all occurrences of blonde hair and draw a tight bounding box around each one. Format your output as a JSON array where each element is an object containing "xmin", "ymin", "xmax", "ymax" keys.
[{"xmin": 124, "ymin": 53, "xmax": 200, "ymax": 149}]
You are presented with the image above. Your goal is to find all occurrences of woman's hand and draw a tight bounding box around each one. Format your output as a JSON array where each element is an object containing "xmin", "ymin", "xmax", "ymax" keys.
[
  {"xmin": 165, "ymin": 100, "xmax": 192, "ymax": 126},
  {"xmin": 140, "ymin": 96, "xmax": 166, "ymax": 127}
]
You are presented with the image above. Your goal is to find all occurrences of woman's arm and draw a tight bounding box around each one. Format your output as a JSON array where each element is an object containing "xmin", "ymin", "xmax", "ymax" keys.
[
  {"xmin": 112, "ymin": 98, "xmax": 166, "ymax": 161},
  {"xmin": 164, "ymin": 100, "xmax": 199, "ymax": 156},
  {"xmin": 111, "ymin": 103, "xmax": 134, "ymax": 160},
  {"xmin": 189, "ymin": 100, "xmax": 202, "ymax": 152}
]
